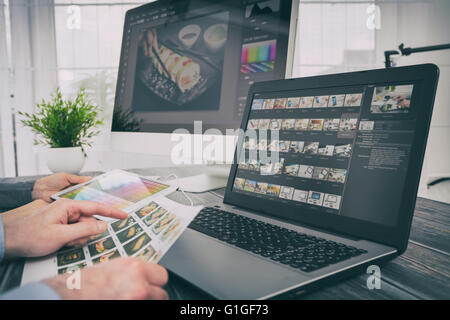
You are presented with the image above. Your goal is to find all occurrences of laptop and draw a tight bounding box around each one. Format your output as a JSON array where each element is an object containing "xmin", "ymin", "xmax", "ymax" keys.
[{"xmin": 160, "ymin": 64, "xmax": 439, "ymax": 299}]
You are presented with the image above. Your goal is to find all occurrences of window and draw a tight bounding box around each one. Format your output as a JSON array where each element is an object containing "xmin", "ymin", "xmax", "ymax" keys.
[
  {"xmin": 293, "ymin": 0, "xmax": 376, "ymax": 77},
  {"xmin": 54, "ymin": 1, "xmax": 150, "ymax": 146}
]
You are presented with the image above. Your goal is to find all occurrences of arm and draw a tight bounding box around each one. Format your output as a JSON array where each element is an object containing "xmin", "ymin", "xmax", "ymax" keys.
[
  {"xmin": 1, "ymin": 200, "xmax": 49, "ymax": 225},
  {"xmin": 0, "ymin": 201, "xmax": 168, "ymax": 300},
  {"xmin": 0, "ymin": 172, "xmax": 92, "ymax": 225}
]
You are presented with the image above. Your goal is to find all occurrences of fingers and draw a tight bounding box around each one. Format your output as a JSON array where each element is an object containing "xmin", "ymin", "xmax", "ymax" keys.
[
  {"xmin": 59, "ymin": 220, "xmax": 108, "ymax": 244},
  {"xmin": 142, "ymin": 261, "xmax": 169, "ymax": 287},
  {"xmin": 146, "ymin": 30, "xmax": 154, "ymax": 45},
  {"xmin": 143, "ymin": 40, "xmax": 148, "ymax": 56},
  {"xmin": 66, "ymin": 236, "xmax": 90, "ymax": 247},
  {"xmin": 125, "ymin": 258, "xmax": 169, "ymax": 299},
  {"xmin": 65, "ymin": 216, "xmax": 97, "ymax": 246},
  {"xmin": 122, "ymin": 258, "xmax": 168, "ymax": 287},
  {"xmin": 41, "ymin": 192, "xmax": 54, "ymax": 203},
  {"xmin": 151, "ymin": 29, "xmax": 158, "ymax": 51},
  {"xmin": 146, "ymin": 285, "xmax": 169, "ymax": 300},
  {"xmin": 64, "ymin": 200, "xmax": 128, "ymax": 221},
  {"xmin": 67, "ymin": 174, "xmax": 92, "ymax": 185}
]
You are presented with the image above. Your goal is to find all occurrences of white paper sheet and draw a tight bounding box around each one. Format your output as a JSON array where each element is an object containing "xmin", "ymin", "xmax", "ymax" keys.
[{"xmin": 22, "ymin": 196, "xmax": 202, "ymax": 286}]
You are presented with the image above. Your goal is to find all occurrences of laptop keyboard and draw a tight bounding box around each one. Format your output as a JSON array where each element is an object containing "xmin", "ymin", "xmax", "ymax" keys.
[{"xmin": 189, "ymin": 207, "xmax": 367, "ymax": 273}]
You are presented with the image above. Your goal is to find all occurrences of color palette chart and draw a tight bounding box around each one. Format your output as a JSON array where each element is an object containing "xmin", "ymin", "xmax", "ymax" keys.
[
  {"xmin": 61, "ymin": 187, "xmax": 133, "ymax": 210},
  {"xmin": 88, "ymin": 178, "xmax": 169, "ymax": 203},
  {"xmin": 240, "ymin": 40, "xmax": 276, "ymax": 74},
  {"xmin": 56, "ymin": 170, "xmax": 174, "ymax": 213}
]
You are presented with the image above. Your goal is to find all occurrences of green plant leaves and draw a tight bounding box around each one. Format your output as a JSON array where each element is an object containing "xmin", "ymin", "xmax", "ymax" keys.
[{"xmin": 19, "ymin": 87, "xmax": 104, "ymax": 156}]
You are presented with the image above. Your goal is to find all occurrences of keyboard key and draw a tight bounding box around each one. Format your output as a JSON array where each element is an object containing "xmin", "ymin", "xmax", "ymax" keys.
[{"xmin": 189, "ymin": 207, "xmax": 367, "ymax": 273}]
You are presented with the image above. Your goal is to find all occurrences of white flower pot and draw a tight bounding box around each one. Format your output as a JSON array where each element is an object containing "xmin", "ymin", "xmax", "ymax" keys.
[{"xmin": 46, "ymin": 146, "xmax": 86, "ymax": 174}]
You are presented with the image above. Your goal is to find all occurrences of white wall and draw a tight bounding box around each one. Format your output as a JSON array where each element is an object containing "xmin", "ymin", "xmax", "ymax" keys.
[
  {"xmin": 293, "ymin": 0, "xmax": 450, "ymax": 197},
  {"xmin": 376, "ymin": 0, "xmax": 450, "ymax": 196}
]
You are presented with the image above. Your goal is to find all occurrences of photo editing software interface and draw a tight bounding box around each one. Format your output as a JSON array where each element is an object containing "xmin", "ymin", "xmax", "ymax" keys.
[
  {"xmin": 113, "ymin": 0, "xmax": 291, "ymax": 133},
  {"xmin": 233, "ymin": 82, "xmax": 419, "ymax": 226}
]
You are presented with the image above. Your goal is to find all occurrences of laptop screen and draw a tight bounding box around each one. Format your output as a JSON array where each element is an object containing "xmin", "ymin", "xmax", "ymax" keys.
[{"xmin": 231, "ymin": 81, "xmax": 421, "ymax": 227}]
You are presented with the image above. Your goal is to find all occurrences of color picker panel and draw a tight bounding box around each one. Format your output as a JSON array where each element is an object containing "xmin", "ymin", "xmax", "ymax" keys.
[{"xmin": 241, "ymin": 40, "xmax": 277, "ymax": 64}]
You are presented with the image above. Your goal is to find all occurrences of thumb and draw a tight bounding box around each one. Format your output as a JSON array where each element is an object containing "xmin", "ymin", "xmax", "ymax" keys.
[
  {"xmin": 59, "ymin": 220, "xmax": 108, "ymax": 244},
  {"xmin": 67, "ymin": 174, "xmax": 92, "ymax": 185}
]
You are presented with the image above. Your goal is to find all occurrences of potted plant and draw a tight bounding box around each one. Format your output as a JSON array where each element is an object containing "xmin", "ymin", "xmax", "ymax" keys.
[{"xmin": 19, "ymin": 88, "xmax": 104, "ymax": 174}]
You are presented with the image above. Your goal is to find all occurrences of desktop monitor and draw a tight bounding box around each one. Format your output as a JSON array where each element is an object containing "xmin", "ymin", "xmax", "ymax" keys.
[{"xmin": 109, "ymin": 0, "xmax": 298, "ymax": 174}]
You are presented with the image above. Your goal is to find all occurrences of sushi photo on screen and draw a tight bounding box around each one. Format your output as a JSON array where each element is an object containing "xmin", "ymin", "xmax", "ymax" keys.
[{"xmin": 132, "ymin": 11, "xmax": 229, "ymax": 111}]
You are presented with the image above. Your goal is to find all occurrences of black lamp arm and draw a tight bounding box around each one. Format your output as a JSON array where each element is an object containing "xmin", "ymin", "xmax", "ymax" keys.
[
  {"xmin": 399, "ymin": 43, "xmax": 450, "ymax": 56},
  {"xmin": 384, "ymin": 43, "xmax": 450, "ymax": 68}
]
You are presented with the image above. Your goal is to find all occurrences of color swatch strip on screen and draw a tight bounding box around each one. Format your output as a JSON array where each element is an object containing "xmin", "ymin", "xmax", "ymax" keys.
[
  {"xmin": 241, "ymin": 40, "xmax": 277, "ymax": 64},
  {"xmin": 240, "ymin": 61, "xmax": 274, "ymax": 74}
]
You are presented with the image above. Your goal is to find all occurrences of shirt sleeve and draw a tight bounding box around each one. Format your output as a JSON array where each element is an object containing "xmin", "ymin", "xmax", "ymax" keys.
[
  {"xmin": 0, "ymin": 215, "xmax": 4, "ymax": 263},
  {"xmin": 0, "ymin": 180, "xmax": 35, "ymax": 211},
  {"xmin": 0, "ymin": 282, "xmax": 61, "ymax": 300}
]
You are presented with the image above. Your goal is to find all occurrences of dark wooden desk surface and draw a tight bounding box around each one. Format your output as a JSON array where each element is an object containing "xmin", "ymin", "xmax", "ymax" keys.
[{"xmin": 1, "ymin": 167, "xmax": 449, "ymax": 299}]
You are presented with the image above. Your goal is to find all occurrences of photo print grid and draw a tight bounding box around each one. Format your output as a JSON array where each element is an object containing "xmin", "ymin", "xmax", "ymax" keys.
[{"xmin": 56, "ymin": 199, "xmax": 199, "ymax": 275}]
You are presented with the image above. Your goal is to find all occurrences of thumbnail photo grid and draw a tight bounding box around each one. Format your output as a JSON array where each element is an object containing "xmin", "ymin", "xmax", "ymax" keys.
[
  {"xmin": 233, "ymin": 176, "xmax": 343, "ymax": 211},
  {"xmin": 246, "ymin": 117, "xmax": 359, "ymax": 134},
  {"xmin": 242, "ymin": 137, "xmax": 353, "ymax": 158},
  {"xmin": 251, "ymin": 93, "xmax": 363, "ymax": 111},
  {"xmin": 55, "ymin": 200, "xmax": 186, "ymax": 275},
  {"xmin": 233, "ymin": 91, "xmax": 363, "ymax": 214},
  {"xmin": 238, "ymin": 155, "xmax": 348, "ymax": 185}
]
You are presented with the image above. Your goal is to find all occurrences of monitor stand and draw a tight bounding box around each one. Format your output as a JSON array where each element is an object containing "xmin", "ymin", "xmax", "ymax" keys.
[{"xmin": 177, "ymin": 164, "xmax": 231, "ymax": 193}]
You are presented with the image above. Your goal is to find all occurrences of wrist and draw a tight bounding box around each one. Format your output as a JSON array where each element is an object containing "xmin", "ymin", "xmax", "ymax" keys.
[
  {"xmin": 31, "ymin": 182, "xmax": 40, "ymax": 201},
  {"xmin": 3, "ymin": 222, "xmax": 26, "ymax": 258}
]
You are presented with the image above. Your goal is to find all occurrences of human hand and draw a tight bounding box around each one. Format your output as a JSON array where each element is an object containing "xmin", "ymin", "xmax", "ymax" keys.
[
  {"xmin": 3, "ymin": 199, "xmax": 128, "ymax": 258},
  {"xmin": 139, "ymin": 29, "xmax": 158, "ymax": 57},
  {"xmin": 392, "ymin": 95, "xmax": 406, "ymax": 101},
  {"xmin": 399, "ymin": 99, "xmax": 410, "ymax": 108},
  {"xmin": 32, "ymin": 172, "xmax": 93, "ymax": 203},
  {"xmin": 43, "ymin": 257, "xmax": 169, "ymax": 300}
]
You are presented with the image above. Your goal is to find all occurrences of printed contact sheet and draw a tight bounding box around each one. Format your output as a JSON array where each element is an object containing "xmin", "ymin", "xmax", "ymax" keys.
[{"xmin": 22, "ymin": 196, "xmax": 203, "ymax": 284}]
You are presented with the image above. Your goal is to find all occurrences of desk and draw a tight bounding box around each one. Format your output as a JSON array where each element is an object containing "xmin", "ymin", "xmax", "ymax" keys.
[{"xmin": 1, "ymin": 167, "xmax": 449, "ymax": 299}]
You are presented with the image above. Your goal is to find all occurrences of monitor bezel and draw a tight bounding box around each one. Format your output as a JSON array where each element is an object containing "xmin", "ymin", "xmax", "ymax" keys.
[{"xmin": 223, "ymin": 64, "xmax": 439, "ymax": 253}]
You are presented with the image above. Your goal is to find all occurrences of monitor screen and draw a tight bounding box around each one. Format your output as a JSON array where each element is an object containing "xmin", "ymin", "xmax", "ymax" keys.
[
  {"xmin": 231, "ymin": 81, "xmax": 420, "ymax": 227},
  {"xmin": 112, "ymin": 0, "xmax": 293, "ymax": 133}
]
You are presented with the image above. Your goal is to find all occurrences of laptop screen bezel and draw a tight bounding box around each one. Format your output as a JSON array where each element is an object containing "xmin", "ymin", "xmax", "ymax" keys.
[{"xmin": 223, "ymin": 64, "xmax": 439, "ymax": 253}]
